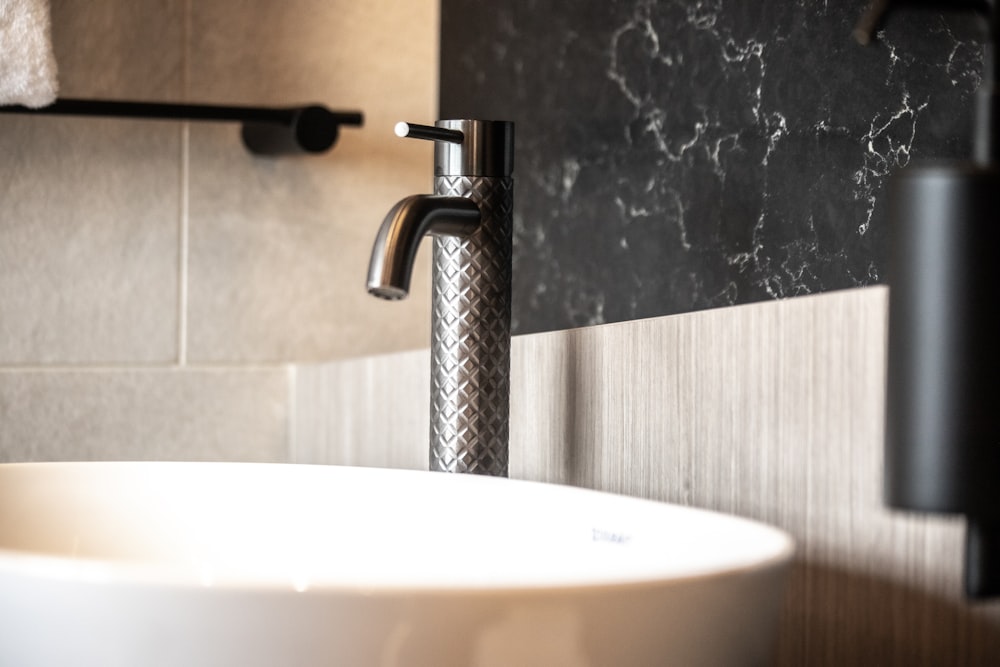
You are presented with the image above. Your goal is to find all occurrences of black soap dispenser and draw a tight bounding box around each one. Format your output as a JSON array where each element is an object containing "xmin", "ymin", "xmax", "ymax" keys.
[{"xmin": 857, "ymin": 0, "xmax": 1000, "ymax": 598}]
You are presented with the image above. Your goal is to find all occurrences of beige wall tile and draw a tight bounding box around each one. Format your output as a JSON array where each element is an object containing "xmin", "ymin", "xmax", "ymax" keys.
[
  {"xmin": 50, "ymin": 0, "xmax": 184, "ymax": 100},
  {"xmin": 0, "ymin": 1, "xmax": 185, "ymax": 364},
  {"xmin": 185, "ymin": 0, "xmax": 439, "ymax": 363},
  {"xmin": 0, "ymin": 116, "xmax": 182, "ymax": 364},
  {"xmin": 0, "ymin": 368, "xmax": 290, "ymax": 463},
  {"xmin": 185, "ymin": 124, "xmax": 434, "ymax": 363}
]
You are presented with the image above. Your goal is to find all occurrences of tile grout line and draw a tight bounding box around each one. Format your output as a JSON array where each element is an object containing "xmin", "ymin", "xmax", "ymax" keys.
[
  {"xmin": 178, "ymin": 123, "xmax": 190, "ymax": 366},
  {"xmin": 176, "ymin": 0, "xmax": 193, "ymax": 367},
  {"xmin": 0, "ymin": 363, "xmax": 294, "ymax": 374}
]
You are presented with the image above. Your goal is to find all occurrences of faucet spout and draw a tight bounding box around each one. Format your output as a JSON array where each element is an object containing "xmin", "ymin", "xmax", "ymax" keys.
[{"xmin": 367, "ymin": 195, "xmax": 481, "ymax": 300}]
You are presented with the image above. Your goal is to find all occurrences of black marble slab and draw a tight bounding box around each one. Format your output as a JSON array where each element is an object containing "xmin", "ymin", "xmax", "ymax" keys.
[{"xmin": 440, "ymin": 0, "xmax": 985, "ymax": 334}]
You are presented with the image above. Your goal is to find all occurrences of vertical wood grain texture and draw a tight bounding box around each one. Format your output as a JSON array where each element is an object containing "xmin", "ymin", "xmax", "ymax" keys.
[
  {"xmin": 294, "ymin": 349, "xmax": 429, "ymax": 471},
  {"xmin": 295, "ymin": 286, "xmax": 1000, "ymax": 663}
]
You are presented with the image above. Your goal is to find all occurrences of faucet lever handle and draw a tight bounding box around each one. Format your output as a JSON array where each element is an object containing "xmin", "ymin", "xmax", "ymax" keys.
[{"xmin": 394, "ymin": 121, "xmax": 464, "ymax": 145}]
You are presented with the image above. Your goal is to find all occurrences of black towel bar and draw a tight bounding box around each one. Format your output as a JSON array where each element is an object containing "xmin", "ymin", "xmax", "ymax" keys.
[{"xmin": 0, "ymin": 98, "xmax": 364, "ymax": 156}]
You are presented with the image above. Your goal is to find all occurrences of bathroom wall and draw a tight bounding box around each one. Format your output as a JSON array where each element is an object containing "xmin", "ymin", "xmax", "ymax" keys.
[
  {"xmin": 0, "ymin": 0, "xmax": 439, "ymax": 461},
  {"xmin": 440, "ymin": 0, "xmax": 987, "ymax": 334}
]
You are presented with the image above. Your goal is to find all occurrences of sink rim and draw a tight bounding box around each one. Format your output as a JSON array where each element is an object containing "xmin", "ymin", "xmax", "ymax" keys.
[{"xmin": 0, "ymin": 461, "xmax": 795, "ymax": 595}]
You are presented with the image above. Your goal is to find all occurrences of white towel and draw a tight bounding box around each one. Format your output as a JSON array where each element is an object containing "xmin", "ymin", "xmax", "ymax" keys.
[{"xmin": 0, "ymin": 0, "xmax": 57, "ymax": 107}]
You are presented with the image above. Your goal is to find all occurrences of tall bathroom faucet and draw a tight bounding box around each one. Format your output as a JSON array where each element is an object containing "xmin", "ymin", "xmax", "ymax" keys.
[{"xmin": 367, "ymin": 120, "xmax": 514, "ymax": 477}]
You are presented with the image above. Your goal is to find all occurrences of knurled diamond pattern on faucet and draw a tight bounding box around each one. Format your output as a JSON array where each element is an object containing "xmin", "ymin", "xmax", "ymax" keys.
[{"xmin": 430, "ymin": 175, "xmax": 513, "ymax": 476}]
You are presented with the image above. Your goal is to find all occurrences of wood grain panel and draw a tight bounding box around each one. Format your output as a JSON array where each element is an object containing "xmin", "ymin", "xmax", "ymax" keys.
[{"xmin": 293, "ymin": 349, "xmax": 429, "ymax": 470}]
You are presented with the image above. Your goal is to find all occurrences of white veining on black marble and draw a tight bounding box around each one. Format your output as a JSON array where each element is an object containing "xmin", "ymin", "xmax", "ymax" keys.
[
  {"xmin": 440, "ymin": 0, "xmax": 985, "ymax": 334},
  {"xmin": 854, "ymin": 91, "xmax": 928, "ymax": 236}
]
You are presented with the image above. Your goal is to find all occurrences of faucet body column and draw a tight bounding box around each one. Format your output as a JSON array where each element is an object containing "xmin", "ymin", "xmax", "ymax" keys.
[
  {"xmin": 367, "ymin": 119, "xmax": 514, "ymax": 477},
  {"xmin": 431, "ymin": 172, "xmax": 512, "ymax": 475}
]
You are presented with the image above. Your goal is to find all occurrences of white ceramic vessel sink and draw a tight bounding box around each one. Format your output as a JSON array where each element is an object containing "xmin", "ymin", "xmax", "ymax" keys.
[{"xmin": 0, "ymin": 462, "xmax": 793, "ymax": 666}]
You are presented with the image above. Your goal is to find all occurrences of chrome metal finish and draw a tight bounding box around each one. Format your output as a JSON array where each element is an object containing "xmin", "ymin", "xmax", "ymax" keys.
[
  {"xmin": 434, "ymin": 119, "xmax": 514, "ymax": 178},
  {"xmin": 367, "ymin": 196, "xmax": 480, "ymax": 300},
  {"xmin": 431, "ymin": 174, "xmax": 512, "ymax": 475},
  {"xmin": 367, "ymin": 119, "xmax": 514, "ymax": 476}
]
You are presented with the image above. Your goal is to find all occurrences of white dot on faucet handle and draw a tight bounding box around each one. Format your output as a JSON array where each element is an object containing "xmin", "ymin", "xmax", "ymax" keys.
[{"xmin": 394, "ymin": 122, "xmax": 409, "ymax": 137}]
